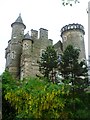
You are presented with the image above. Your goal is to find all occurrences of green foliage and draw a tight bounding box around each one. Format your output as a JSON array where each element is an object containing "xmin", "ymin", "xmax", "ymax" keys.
[
  {"xmin": 63, "ymin": 87, "xmax": 90, "ymax": 119},
  {"xmin": 60, "ymin": 45, "xmax": 88, "ymax": 92},
  {"xmin": 39, "ymin": 46, "xmax": 58, "ymax": 83},
  {"xmin": 2, "ymin": 70, "xmax": 17, "ymax": 94},
  {"xmin": 62, "ymin": 0, "xmax": 80, "ymax": 6},
  {"xmin": 2, "ymin": 70, "xmax": 17, "ymax": 120},
  {"xmin": 2, "ymin": 70, "xmax": 90, "ymax": 119},
  {"xmin": 2, "ymin": 73, "xmax": 71, "ymax": 119},
  {"xmin": 60, "ymin": 45, "xmax": 80, "ymax": 79},
  {"xmin": 2, "ymin": 96, "xmax": 16, "ymax": 120}
]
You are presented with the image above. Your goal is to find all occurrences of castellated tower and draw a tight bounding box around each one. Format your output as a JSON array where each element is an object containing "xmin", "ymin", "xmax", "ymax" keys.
[
  {"xmin": 20, "ymin": 29, "xmax": 53, "ymax": 79},
  {"xmin": 5, "ymin": 14, "xmax": 26, "ymax": 78},
  {"xmin": 31, "ymin": 29, "xmax": 38, "ymax": 39},
  {"xmin": 61, "ymin": 23, "xmax": 86, "ymax": 60},
  {"xmin": 20, "ymin": 32, "xmax": 33, "ymax": 79},
  {"xmin": 6, "ymin": 15, "xmax": 86, "ymax": 79},
  {"xmin": 5, "ymin": 14, "xmax": 53, "ymax": 79}
]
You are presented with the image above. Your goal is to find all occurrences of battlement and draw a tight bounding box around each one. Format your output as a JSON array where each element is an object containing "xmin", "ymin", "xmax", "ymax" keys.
[
  {"xmin": 31, "ymin": 29, "xmax": 38, "ymax": 39},
  {"xmin": 61, "ymin": 23, "xmax": 85, "ymax": 37},
  {"xmin": 5, "ymin": 14, "xmax": 86, "ymax": 79},
  {"xmin": 39, "ymin": 28, "xmax": 48, "ymax": 39}
]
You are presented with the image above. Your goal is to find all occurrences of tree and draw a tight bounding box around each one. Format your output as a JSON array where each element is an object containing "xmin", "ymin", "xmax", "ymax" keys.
[
  {"xmin": 2, "ymin": 71, "xmax": 90, "ymax": 119},
  {"xmin": 62, "ymin": 0, "xmax": 80, "ymax": 6},
  {"xmin": 59, "ymin": 45, "xmax": 89, "ymax": 117},
  {"xmin": 4, "ymin": 77, "xmax": 70, "ymax": 119},
  {"xmin": 2, "ymin": 71, "xmax": 17, "ymax": 120},
  {"xmin": 39, "ymin": 46, "xmax": 58, "ymax": 83},
  {"xmin": 59, "ymin": 45, "xmax": 88, "ymax": 92}
]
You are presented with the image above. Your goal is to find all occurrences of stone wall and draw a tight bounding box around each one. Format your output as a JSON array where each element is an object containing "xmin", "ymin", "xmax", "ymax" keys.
[
  {"xmin": 20, "ymin": 30, "xmax": 53, "ymax": 79},
  {"xmin": 61, "ymin": 24, "xmax": 86, "ymax": 60}
]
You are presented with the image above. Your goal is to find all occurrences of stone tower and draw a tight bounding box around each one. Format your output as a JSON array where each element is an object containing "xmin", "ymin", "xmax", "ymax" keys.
[
  {"xmin": 5, "ymin": 15, "xmax": 86, "ymax": 79},
  {"xmin": 20, "ymin": 28, "xmax": 53, "ymax": 79},
  {"xmin": 5, "ymin": 14, "xmax": 53, "ymax": 79},
  {"xmin": 61, "ymin": 23, "xmax": 86, "ymax": 60},
  {"xmin": 5, "ymin": 14, "xmax": 26, "ymax": 78},
  {"xmin": 20, "ymin": 32, "xmax": 33, "ymax": 79}
]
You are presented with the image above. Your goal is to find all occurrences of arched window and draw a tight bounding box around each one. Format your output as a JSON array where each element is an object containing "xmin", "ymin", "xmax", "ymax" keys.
[
  {"xmin": 21, "ymin": 28, "xmax": 24, "ymax": 34},
  {"xmin": 40, "ymin": 49, "xmax": 45, "ymax": 57},
  {"xmin": 10, "ymin": 51, "xmax": 16, "ymax": 59}
]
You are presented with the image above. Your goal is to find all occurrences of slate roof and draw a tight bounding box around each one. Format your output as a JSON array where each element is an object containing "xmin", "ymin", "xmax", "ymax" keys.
[
  {"xmin": 15, "ymin": 13, "xmax": 23, "ymax": 23},
  {"xmin": 24, "ymin": 32, "xmax": 31, "ymax": 40},
  {"xmin": 11, "ymin": 14, "xmax": 26, "ymax": 29}
]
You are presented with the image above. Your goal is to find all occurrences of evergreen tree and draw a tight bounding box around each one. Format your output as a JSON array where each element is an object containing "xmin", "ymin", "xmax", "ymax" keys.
[
  {"xmin": 39, "ymin": 46, "xmax": 58, "ymax": 83},
  {"xmin": 59, "ymin": 45, "xmax": 88, "ymax": 92}
]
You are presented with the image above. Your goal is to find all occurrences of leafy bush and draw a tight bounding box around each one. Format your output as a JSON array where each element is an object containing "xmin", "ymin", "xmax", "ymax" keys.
[
  {"xmin": 4, "ymin": 75, "xmax": 71, "ymax": 119},
  {"xmin": 2, "ymin": 71, "xmax": 17, "ymax": 120},
  {"xmin": 2, "ymin": 71, "xmax": 90, "ymax": 119}
]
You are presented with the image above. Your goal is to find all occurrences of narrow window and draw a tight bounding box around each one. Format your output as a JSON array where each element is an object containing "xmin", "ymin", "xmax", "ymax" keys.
[
  {"xmin": 11, "ymin": 51, "xmax": 16, "ymax": 59},
  {"xmin": 40, "ymin": 49, "xmax": 45, "ymax": 57},
  {"xmin": 23, "ymin": 43, "xmax": 28, "ymax": 50}
]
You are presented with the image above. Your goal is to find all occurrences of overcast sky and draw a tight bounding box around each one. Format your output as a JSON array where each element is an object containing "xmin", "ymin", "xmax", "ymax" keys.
[{"xmin": 0, "ymin": 0, "xmax": 89, "ymax": 74}]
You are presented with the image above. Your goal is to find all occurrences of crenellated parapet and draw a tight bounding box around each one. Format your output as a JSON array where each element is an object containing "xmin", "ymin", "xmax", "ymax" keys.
[
  {"xmin": 5, "ymin": 14, "xmax": 86, "ymax": 79},
  {"xmin": 60, "ymin": 23, "xmax": 86, "ymax": 60},
  {"xmin": 61, "ymin": 23, "xmax": 85, "ymax": 37}
]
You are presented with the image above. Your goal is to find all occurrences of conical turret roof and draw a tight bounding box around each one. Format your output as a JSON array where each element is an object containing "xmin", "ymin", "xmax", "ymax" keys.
[
  {"xmin": 11, "ymin": 14, "xmax": 26, "ymax": 29},
  {"xmin": 15, "ymin": 13, "xmax": 23, "ymax": 23},
  {"xmin": 23, "ymin": 32, "xmax": 32, "ymax": 41}
]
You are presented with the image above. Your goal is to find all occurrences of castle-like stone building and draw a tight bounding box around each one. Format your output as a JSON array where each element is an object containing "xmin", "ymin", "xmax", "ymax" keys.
[{"xmin": 5, "ymin": 14, "xmax": 86, "ymax": 79}]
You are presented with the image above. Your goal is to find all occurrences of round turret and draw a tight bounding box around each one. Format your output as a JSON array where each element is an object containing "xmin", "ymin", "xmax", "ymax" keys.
[
  {"xmin": 22, "ymin": 32, "xmax": 33, "ymax": 54},
  {"xmin": 61, "ymin": 23, "xmax": 85, "ymax": 37},
  {"xmin": 6, "ymin": 14, "xmax": 26, "ymax": 78},
  {"xmin": 11, "ymin": 14, "xmax": 26, "ymax": 40},
  {"xmin": 20, "ymin": 32, "xmax": 33, "ymax": 79},
  {"xmin": 11, "ymin": 13, "xmax": 26, "ymax": 29},
  {"xmin": 23, "ymin": 32, "xmax": 32, "ymax": 40},
  {"xmin": 60, "ymin": 23, "xmax": 86, "ymax": 59}
]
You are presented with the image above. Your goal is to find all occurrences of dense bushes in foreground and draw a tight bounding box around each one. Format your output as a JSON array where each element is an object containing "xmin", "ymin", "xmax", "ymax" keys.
[{"xmin": 2, "ymin": 71, "xmax": 90, "ymax": 119}]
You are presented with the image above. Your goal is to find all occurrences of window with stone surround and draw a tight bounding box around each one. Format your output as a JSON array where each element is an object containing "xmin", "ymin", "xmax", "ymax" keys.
[
  {"xmin": 10, "ymin": 51, "xmax": 16, "ymax": 59},
  {"xmin": 40, "ymin": 49, "xmax": 45, "ymax": 57},
  {"xmin": 21, "ymin": 28, "xmax": 24, "ymax": 34},
  {"xmin": 23, "ymin": 43, "xmax": 28, "ymax": 50}
]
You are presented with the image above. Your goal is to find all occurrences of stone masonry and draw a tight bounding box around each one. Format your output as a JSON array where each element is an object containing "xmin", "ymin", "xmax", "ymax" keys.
[{"xmin": 5, "ymin": 14, "xmax": 86, "ymax": 79}]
